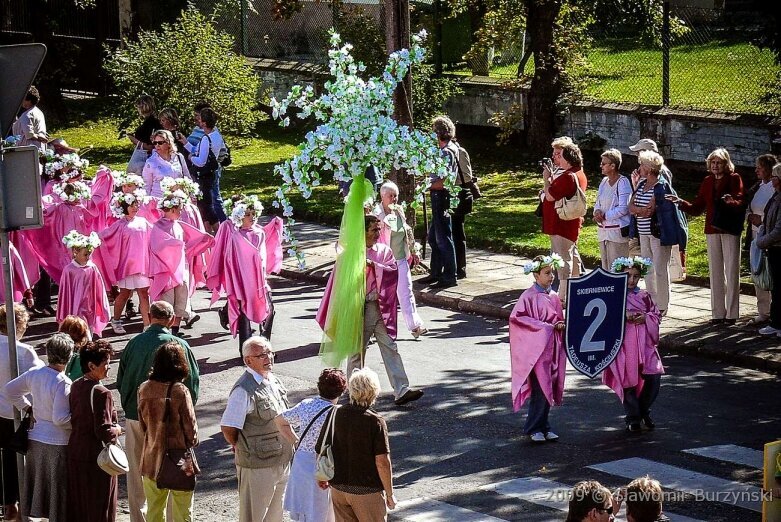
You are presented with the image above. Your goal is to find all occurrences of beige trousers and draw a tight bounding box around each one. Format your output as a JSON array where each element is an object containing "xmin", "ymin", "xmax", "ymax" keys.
[
  {"xmin": 706, "ymin": 233, "xmax": 741, "ymax": 320},
  {"xmin": 756, "ymin": 286, "xmax": 771, "ymax": 319},
  {"xmin": 331, "ymin": 489, "xmax": 387, "ymax": 522},
  {"xmin": 550, "ymin": 234, "xmax": 581, "ymax": 303},
  {"xmin": 125, "ymin": 419, "xmax": 147, "ymax": 522},
  {"xmin": 639, "ymin": 234, "xmax": 672, "ymax": 312},
  {"xmin": 599, "ymin": 240, "xmax": 629, "ymax": 271},
  {"xmin": 237, "ymin": 462, "xmax": 289, "ymax": 522}
]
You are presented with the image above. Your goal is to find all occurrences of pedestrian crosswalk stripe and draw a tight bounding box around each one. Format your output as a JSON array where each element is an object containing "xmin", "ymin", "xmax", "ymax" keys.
[
  {"xmin": 478, "ymin": 476, "xmax": 704, "ymax": 522},
  {"xmin": 682, "ymin": 444, "xmax": 763, "ymax": 469},
  {"xmin": 588, "ymin": 457, "xmax": 762, "ymax": 512},
  {"xmin": 394, "ymin": 497, "xmax": 507, "ymax": 521}
]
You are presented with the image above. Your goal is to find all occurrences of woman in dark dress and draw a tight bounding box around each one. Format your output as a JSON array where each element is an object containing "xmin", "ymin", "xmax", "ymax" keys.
[
  {"xmin": 128, "ymin": 94, "xmax": 161, "ymax": 153},
  {"xmin": 67, "ymin": 340, "xmax": 122, "ymax": 522}
]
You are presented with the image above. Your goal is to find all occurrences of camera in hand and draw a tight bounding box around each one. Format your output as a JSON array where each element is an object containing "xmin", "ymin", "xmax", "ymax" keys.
[{"xmin": 540, "ymin": 157, "xmax": 554, "ymax": 171}]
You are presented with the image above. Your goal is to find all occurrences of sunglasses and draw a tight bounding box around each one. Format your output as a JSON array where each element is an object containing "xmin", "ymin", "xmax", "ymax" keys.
[
  {"xmin": 152, "ymin": 140, "xmax": 167, "ymax": 146},
  {"xmin": 597, "ymin": 506, "xmax": 614, "ymax": 515}
]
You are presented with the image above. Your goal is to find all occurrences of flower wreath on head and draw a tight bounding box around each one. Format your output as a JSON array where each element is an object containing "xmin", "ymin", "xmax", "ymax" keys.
[
  {"xmin": 160, "ymin": 177, "xmax": 200, "ymax": 199},
  {"xmin": 113, "ymin": 171, "xmax": 145, "ymax": 189},
  {"xmin": 612, "ymin": 256, "xmax": 653, "ymax": 276},
  {"xmin": 62, "ymin": 230, "xmax": 101, "ymax": 252},
  {"xmin": 160, "ymin": 189, "xmax": 188, "ymax": 209},
  {"xmin": 110, "ymin": 189, "xmax": 148, "ymax": 218},
  {"xmin": 225, "ymin": 195, "xmax": 264, "ymax": 227},
  {"xmin": 44, "ymin": 152, "xmax": 89, "ymax": 180},
  {"xmin": 523, "ymin": 253, "xmax": 565, "ymax": 275},
  {"xmin": 52, "ymin": 180, "xmax": 92, "ymax": 203}
]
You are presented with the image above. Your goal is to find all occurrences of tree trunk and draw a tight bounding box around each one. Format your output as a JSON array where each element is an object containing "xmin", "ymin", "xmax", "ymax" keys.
[
  {"xmin": 524, "ymin": 0, "xmax": 563, "ymax": 156},
  {"xmin": 383, "ymin": 0, "xmax": 417, "ymax": 228}
]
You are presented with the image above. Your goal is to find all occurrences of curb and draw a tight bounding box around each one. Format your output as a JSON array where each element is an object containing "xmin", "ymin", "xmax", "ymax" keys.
[{"xmin": 278, "ymin": 268, "xmax": 780, "ymax": 375}]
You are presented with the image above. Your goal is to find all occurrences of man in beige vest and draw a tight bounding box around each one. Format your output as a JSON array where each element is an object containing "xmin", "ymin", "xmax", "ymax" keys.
[{"xmin": 220, "ymin": 336, "xmax": 293, "ymax": 521}]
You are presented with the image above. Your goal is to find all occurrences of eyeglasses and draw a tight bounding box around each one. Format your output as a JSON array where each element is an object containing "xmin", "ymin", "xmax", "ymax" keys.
[
  {"xmin": 248, "ymin": 352, "xmax": 274, "ymax": 359},
  {"xmin": 152, "ymin": 140, "xmax": 167, "ymax": 146}
]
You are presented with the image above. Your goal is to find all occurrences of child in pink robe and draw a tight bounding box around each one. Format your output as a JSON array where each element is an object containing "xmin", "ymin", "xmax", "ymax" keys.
[
  {"xmin": 509, "ymin": 254, "xmax": 566, "ymax": 443},
  {"xmin": 206, "ymin": 195, "xmax": 283, "ymax": 354},
  {"xmin": 57, "ymin": 231, "xmax": 111, "ymax": 338},
  {"xmin": 95, "ymin": 191, "xmax": 153, "ymax": 333},
  {"xmin": 602, "ymin": 256, "xmax": 664, "ymax": 433},
  {"xmin": 148, "ymin": 191, "xmax": 214, "ymax": 335}
]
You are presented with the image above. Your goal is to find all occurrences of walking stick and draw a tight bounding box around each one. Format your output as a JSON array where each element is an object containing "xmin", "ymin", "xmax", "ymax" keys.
[{"xmin": 421, "ymin": 190, "xmax": 428, "ymax": 260}]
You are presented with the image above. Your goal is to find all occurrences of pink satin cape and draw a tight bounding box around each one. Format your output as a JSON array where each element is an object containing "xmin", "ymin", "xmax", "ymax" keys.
[
  {"xmin": 8, "ymin": 232, "xmax": 40, "ymax": 289},
  {"xmin": 56, "ymin": 260, "xmax": 111, "ymax": 336},
  {"xmin": 148, "ymin": 218, "xmax": 214, "ymax": 301},
  {"xmin": 316, "ymin": 242, "xmax": 399, "ymax": 340},
  {"xmin": 509, "ymin": 286, "xmax": 566, "ymax": 412},
  {"xmin": 206, "ymin": 218, "xmax": 283, "ymax": 336},
  {"xmin": 601, "ymin": 290, "xmax": 664, "ymax": 402},
  {"xmin": 0, "ymin": 243, "xmax": 32, "ymax": 303},
  {"xmin": 93, "ymin": 216, "xmax": 153, "ymax": 286}
]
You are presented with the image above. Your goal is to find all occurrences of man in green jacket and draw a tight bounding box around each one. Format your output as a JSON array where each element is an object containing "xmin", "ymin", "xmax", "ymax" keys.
[{"xmin": 117, "ymin": 300, "xmax": 200, "ymax": 522}]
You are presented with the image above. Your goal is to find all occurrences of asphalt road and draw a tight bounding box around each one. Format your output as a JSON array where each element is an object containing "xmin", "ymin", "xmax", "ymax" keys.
[{"xmin": 22, "ymin": 275, "xmax": 777, "ymax": 521}]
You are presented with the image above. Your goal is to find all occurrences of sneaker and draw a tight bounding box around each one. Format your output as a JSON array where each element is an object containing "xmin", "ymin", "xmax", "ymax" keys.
[
  {"xmin": 759, "ymin": 325, "xmax": 781, "ymax": 336},
  {"xmin": 530, "ymin": 432, "xmax": 546, "ymax": 443},
  {"xmin": 411, "ymin": 326, "xmax": 429, "ymax": 339},
  {"xmin": 110, "ymin": 319, "xmax": 126, "ymax": 335},
  {"xmin": 545, "ymin": 431, "xmax": 559, "ymax": 441}
]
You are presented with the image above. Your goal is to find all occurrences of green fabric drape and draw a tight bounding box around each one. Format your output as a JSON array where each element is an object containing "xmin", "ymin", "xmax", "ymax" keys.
[{"xmin": 320, "ymin": 174, "xmax": 374, "ymax": 366}]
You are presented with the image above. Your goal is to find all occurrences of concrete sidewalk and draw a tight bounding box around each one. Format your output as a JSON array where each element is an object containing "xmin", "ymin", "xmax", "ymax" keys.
[{"xmin": 280, "ymin": 221, "xmax": 781, "ymax": 374}]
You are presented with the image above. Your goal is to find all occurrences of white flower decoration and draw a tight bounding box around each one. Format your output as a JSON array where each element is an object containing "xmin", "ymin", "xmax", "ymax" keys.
[
  {"xmin": 522, "ymin": 253, "xmax": 565, "ymax": 275},
  {"xmin": 111, "ymin": 189, "xmax": 148, "ymax": 218},
  {"xmin": 62, "ymin": 230, "xmax": 101, "ymax": 251},
  {"xmin": 113, "ymin": 171, "xmax": 146, "ymax": 188},
  {"xmin": 612, "ymin": 256, "xmax": 653, "ymax": 276},
  {"xmin": 52, "ymin": 181, "xmax": 91, "ymax": 203},
  {"xmin": 160, "ymin": 177, "xmax": 201, "ymax": 199}
]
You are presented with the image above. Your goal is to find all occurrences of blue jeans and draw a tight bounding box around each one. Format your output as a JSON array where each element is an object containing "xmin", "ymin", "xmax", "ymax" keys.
[
  {"xmin": 523, "ymin": 373, "xmax": 551, "ymax": 435},
  {"xmin": 428, "ymin": 190, "xmax": 457, "ymax": 283},
  {"xmin": 212, "ymin": 166, "xmax": 227, "ymax": 222}
]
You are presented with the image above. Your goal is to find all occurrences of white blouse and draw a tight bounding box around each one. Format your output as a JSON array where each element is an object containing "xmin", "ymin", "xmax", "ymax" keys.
[
  {"xmin": 4, "ymin": 365, "xmax": 72, "ymax": 445},
  {"xmin": 142, "ymin": 151, "xmax": 191, "ymax": 198}
]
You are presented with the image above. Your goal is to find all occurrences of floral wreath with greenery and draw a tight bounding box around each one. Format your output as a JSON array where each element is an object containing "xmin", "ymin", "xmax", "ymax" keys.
[
  {"xmin": 224, "ymin": 195, "xmax": 264, "ymax": 227},
  {"xmin": 111, "ymin": 189, "xmax": 148, "ymax": 218},
  {"xmin": 44, "ymin": 152, "xmax": 89, "ymax": 180},
  {"xmin": 52, "ymin": 180, "xmax": 91, "ymax": 203},
  {"xmin": 270, "ymin": 29, "xmax": 452, "ymax": 268},
  {"xmin": 160, "ymin": 190, "xmax": 188, "ymax": 209},
  {"xmin": 612, "ymin": 256, "xmax": 653, "ymax": 276},
  {"xmin": 523, "ymin": 253, "xmax": 565, "ymax": 275},
  {"xmin": 113, "ymin": 171, "xmax": 146, "ymax": 188},
  {"xmin": 62, "ymin": 230, "xmax": 101, "ymax": 252},
  {"xmin": 160, "ymin": 177, "xmax": 201, "ymax": 199}
]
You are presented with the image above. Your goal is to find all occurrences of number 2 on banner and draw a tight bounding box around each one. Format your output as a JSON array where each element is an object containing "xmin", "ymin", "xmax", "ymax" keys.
[{"xmin": 581, "ymin": 298, "xmax": 607, "ymax": 353}]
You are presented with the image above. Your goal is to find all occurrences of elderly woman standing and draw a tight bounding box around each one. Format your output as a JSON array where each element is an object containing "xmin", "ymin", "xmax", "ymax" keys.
[
  {"xmin": 669, "ymin": 148, "xmax": 744, "ymax": 324},
  {"xmin": 374, "ymin": 181, "xmax": 428, "ymax": 338},
  {"xmin": 746, "ymin": 154, "xmax": 778, "ymax": 325},
  {"xmin": 138, "ymin": 341, "xmax": 199, "ymax": 522},
  {"xmin": 4, "ymin": 333, "xmax": 74, "ymax": 522},
  {"xmin": 756, "ymin": 165, "xmax": 781, "ymax": 335},
  {"xmin": 593, "ymin": 149, "xmax": 632, "ymax": 270},
  {"xmin": 67, "ymin": 340, "xmax": 122, "ymax": 522},
  {"xmin": 316, "ymin": 368, "xmax": 396, "ymax": 521},
  {"xmin": 142, "ymin": 129, "xmax": 191, "ymax": 200},
  {"xmin": 275, "ymin": 368, "xmax": 347, "ymax": 522},
  {"xmin": 629, "ymin": 151, "xmax": 687, "ymax": 316}
]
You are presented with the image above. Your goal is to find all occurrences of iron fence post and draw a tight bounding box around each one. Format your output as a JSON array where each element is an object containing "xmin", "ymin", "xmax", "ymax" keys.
[
  {"xmin": 240, "ymin": 0, "xmax": 248, "ymax": 55},
  {"xmin": 662, "ymin": 0, "xmax": 670, "ymax": 107},
  {"xmin": 433, "ymin": 0, "xmax": 442, "ymax": 76}
]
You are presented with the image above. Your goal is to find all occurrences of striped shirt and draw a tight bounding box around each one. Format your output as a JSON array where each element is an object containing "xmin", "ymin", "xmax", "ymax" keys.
[{"xmin": 634, "ymin": 182, "xmax": 655, "ymax": 235}]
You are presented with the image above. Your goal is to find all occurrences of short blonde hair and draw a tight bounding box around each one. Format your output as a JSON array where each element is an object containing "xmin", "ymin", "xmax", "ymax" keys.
[
  {"xmin": 601, "ymin": 148, "xmax": 622, "ymax": 170},
  {"xmin": 706, "ymin": 148, "xmax": 735, "ymax": 174},
  {"xmin": 638, "ymin": 150, "xmax": 664, "ymax": 175},
  {"xmin": 551, "ymin": 136, "xmax": 574, "ymax": 149},
  {"xmin": 151, "ymin": 129, "xmax": 178, "ymax": 154},
  {"xmin": 380, "ymin": 181, "xmax": 399, "ymax": 198},
  {"xmin": 0, "ymin": 304, "xmax": 29, "ymax": 337},
  {"xmin": 135, "ymin": 94, "xmax": 157, "ymax": 117},
  {"xmin": 348, "ymin": 368, "xmax": 381, "ymax": 408}
]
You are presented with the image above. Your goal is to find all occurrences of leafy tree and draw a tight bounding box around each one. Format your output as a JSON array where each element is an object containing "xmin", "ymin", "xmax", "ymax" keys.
[{"xmin": 104, "ymin": 7, "xmax": 262, "ymax": 134}]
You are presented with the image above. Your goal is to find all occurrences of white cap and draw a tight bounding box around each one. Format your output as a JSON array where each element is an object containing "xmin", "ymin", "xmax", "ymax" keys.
[{"xmin": 629, "ymin": 139, "xmax": 658, "ymax": 152}]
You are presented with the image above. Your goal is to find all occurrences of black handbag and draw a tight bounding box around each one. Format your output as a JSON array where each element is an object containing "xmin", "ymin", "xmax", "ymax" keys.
[
  {"xmin": 712, "ymin": 200, "xmax": 745, "ymax": 236},
  {"xmin": 453, "ymin": 188, "xmax": 473, "ymax": 216},
  {"xmin": 155, "ymin": 384, "xmax": 199, "ymax": 492},
  {"xmin": 5, "ymin": 411, "xmax": 32, "ymax": 455},
  {"xmin": 191, "ymin": 135, "xmax": 219, "ymax": 182}
]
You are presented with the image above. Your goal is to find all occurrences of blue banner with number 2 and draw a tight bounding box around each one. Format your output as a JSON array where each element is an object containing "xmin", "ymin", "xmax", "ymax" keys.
[{"xmin": 565, "ymin": 268, "xmax": 628, "ymax": 378}]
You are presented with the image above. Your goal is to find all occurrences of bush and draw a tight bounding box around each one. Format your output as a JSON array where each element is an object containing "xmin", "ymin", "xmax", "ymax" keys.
[{"xmin": 104, "ymin": 7, "xmax": 262, "ymax": 134}]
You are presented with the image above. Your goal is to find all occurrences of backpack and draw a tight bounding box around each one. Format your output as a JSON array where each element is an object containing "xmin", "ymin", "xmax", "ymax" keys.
[{"xmin": 218, "ymin": 143, "xmax": 232, "ymax": 167}]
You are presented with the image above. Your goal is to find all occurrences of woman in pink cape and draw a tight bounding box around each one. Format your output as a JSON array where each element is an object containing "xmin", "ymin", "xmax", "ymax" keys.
[
  {"xmin": 57, "ymin": 231, "xmax": 111, "ymax": 338},
  {"xmin": 207, "ymin": 195, "xmax": 283, "ymax": 355},
  {"xmin": 148, "ymin": 191, "xmax": 214, "ymax": 336},
  {"xmin": 602, "ymin": 256, "xmax": 664, "ymax": 433},
  {"xmin": 509, "ymin": 254, "xmax": 566, "ymax": 443},
  {"xmin": 94, "ymin": 190, "xmax": 153, "ymax": 334}
]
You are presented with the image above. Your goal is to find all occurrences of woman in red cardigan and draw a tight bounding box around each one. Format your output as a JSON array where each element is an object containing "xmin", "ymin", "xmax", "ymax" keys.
[{"xmin": 667, "ymin": 148, "xmax": 744, "ymax": 324}]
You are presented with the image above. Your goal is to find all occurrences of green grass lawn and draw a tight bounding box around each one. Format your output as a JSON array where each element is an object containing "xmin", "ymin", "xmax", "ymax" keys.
[
  {"xmin": 448, "ymin": 40, "xmax": 779, "ymax": 115},
  {"xmin": 55, "ymin": 97, "xmax": 718, "ymax": 279}
]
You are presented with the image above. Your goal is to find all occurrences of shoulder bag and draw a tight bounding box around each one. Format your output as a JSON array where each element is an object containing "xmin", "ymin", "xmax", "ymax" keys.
[
  {"xmin": 5, "ymin": 410, "xmax": 32, "ymax": 455},
  {"xmin": 555, "ymin": 172, "xmax": 587, "ymax": 220},
  {"xmin": 91, "ymin": 385, "xmax": 129, "ymax": 476},
  {"xmin": 314, "ymin": 405, "xmax": 339, "ymax": 481},
  {"xmin": 191, "ymin": 135, "xmax": 219, "ymax": 183},
  {"xmin": 751, "ymin": 236, "xmax": 773, "ymax": 291},
  {"xmin": 155, "ymin": 383, "xmax": 199, "ymax": 491},
  {"xmin": 126, "ymin": 141, "xmax": 148, "ymax": 175},
  {"xmin": 295, "ymin": 404, "xmax": 332, "ymax": 451}
]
